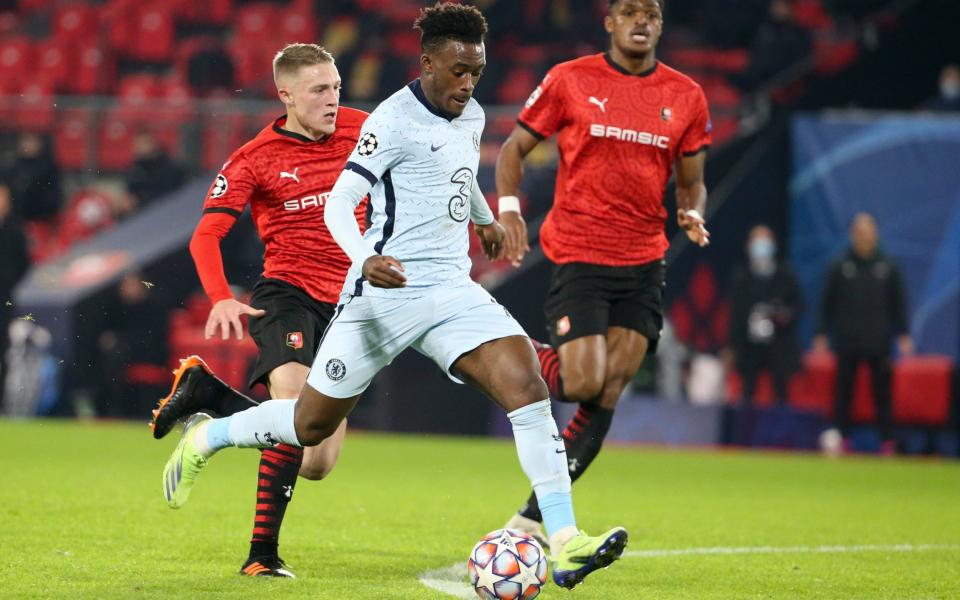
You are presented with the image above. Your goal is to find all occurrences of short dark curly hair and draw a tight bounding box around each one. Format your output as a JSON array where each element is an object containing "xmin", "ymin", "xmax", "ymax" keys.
[
  {"xmin": 413, "ymin": 2, "xmax": 488, "ymax": 53},
  {"xmin": 610, "ymin": 0, "xmax": 664, "ymax": 9}
]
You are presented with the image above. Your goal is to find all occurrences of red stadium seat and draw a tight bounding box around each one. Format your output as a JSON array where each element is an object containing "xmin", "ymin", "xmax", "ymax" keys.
[
  {"xmin": 228, "ymin": 40, "xmax": 276, "ymax": 95},
  {"xmin": 115, "ymin": 74, "xmax": 161, "ymax": 121},
  {"xmin": 201, "ymin": 112, "xmax": 252, "ymax": 171},
  {"xmin": 174, "ymin": 0, "xmax": 232, "ymax": 24},
  {"xmin": 69, "ymin": 42, "xmax": 114, "ymax": 96},
  {"xmin": 280, "ymin": 10, "xmax": 317, "ymax": 43},
  {"xmin": 156, "ymin": 77, "xmax": 196, "ymax": 124},
  {"xmin": 129, "ymin": 7, "xmax": 174, "ymax": 62},
  {"xmin": 893, "ymin": 356, "xmax": 953, "ymax": 425},
  {"xmin": 0, "ymin": 37, "xmax": 32, "ymax": 92},
  {"xmin": 53, "ymin": 5, "xmax": 99, "ymax": 41},
  {"xmin": 35, "ymin": 40, "xmax": 72, "ymax": 92},
  {"xmin": 235, "ymin": 4, "xmax": 280, "ymax": 43},
  {"xmin": 15, "ymin": 82, "xmax": 56, "ymax": 131},
  {"xmin": 55, "ymin": 109, "xmax": 95, "ymax": 170},
  {"xmin": 59, "ymin": 189, "xmax": 116, "ymax": 243},
  {"xmin": 97, "ymin": 117, "xmax": 136, "ymax": 171}
]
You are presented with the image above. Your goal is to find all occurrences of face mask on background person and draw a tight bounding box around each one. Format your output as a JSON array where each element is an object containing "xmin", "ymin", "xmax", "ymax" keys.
[
  {"xmin": 749, "ymin": 237, "xmax": 776, "ymax": 275},
  {"xmin": 941, "ymin": 79, "xmax": 960, "ymax": 100}
]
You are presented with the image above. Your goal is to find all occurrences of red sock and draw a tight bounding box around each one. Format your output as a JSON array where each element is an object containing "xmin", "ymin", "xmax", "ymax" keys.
[
  {"xmin": 530, "ymin": 339, "xmax": 564, "ymax": 401},
  {"xmin": 249, "ymin": 443, "xmax": 304, "ymax": 558}
]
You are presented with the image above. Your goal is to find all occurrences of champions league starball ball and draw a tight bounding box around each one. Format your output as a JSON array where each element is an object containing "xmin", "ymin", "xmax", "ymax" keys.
[{"xmin": 467, "ymin": 529, "xmax": 548, "ymax": 600}]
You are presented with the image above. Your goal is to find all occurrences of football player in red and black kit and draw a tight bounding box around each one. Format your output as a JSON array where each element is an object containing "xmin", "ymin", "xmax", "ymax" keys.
[
  {"xmin": 495, "ymin": 0, "xmax": 712, "ymax": 542},
  {"xmin": 150, "ymin": 44, "xmax": 367, "ymax": 577}
]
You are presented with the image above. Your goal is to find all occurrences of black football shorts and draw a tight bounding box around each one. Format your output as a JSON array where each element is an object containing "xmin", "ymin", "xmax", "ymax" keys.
[
  {"xmin": 544, "ymin": 259, "xmax": 666, "ymax": 353},
  {"xmin": 247, "ymin": 278, "xmax": 337, "ymax": 389}
]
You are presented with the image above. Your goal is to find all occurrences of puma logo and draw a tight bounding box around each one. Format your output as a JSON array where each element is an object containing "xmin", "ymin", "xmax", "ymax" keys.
[
  {"xmin": 588, "ymin": 96, "xmax": 608, "ymax": 113},
  {"xmin": 280, "ymin": 167, "xmax": 300, "ymax": 183}
]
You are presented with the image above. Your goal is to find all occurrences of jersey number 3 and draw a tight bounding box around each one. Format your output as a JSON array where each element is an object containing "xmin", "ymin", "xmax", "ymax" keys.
[{"xmin": 448, "ymin": 167, "xmax": 474, "ymax": 223}]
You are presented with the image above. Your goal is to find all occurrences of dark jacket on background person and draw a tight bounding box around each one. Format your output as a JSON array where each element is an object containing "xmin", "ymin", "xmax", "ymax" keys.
[
  {"xmin": 729, "ymin": 263, "xmax": 803, "ymax": 374},
  {"xmin": 817, "ymin": 249, "xmax": 909, "ymax": 355},
  {"xmin": 127, "ymin": 152, "xmax": 186, "ymax": 209},
  {"xmin": 0, "ymin": 215, "xmax": 30, "ymax": 304},
  {"xmin": 5, "ymin": 152, "xmax": 63, "ymax": 221}
]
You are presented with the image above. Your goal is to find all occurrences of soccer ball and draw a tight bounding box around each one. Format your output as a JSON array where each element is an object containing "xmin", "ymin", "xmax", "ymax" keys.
[{"xmin": 467, "ymin": 528, "xmax": 548, "ymax": 600}]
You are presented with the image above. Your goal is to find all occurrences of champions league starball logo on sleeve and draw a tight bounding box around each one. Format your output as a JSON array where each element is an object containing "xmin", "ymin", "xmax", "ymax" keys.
[
  {"xmin": 210, "ymin": 174, "xmax": 228, "ymax": 198},
  {"xmin": 357, "ymin": 132, "xmax": 379, "ymax": 156}
]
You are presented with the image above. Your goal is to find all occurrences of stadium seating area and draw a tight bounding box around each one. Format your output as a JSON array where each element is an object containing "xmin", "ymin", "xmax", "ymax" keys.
[{"xmin": 0, "ymin": 0, "xmax": 862, "ymax": 176}]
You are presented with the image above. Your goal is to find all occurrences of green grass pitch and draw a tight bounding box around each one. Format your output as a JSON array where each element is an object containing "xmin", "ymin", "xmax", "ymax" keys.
[{"xmin": 2, "ymin": 419, "xmax": 958, "ymax": 599}]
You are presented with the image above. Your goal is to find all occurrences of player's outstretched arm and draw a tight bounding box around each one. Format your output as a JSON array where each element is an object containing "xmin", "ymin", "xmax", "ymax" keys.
[
  {"xmin": 189, "ymin": 212, "xmax": 266, "ymax": 340},
  {"xmin": 675, "ymin": 150, "xmax": 710, "ymax": 247},
  {"xmin": 495, "ymin": 126, "xmax": 540, "ymax": 266}
]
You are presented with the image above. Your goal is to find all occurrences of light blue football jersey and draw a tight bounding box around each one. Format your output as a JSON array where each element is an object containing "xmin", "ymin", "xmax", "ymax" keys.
[{"xmin": 339, "ymin": 79, "xmax": 485, "ymax": 298}]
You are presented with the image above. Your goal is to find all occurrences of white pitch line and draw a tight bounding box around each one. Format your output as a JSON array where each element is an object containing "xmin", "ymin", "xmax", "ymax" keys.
[{"xmin": 418, "ymin": 543, "xmax": 960, "ymax": 598}]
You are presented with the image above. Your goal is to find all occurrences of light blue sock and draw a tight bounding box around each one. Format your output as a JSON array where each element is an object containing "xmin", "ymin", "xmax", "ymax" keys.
[
  {"xmin": 539, "ymin": 492, "xmax": 576, "ymax": 537},
  {"xmin": 206, "ymin": 416, "xmax": 232, "ymax": 452},
  {"xmin": 507, "ymin": 399, "xmax": 576, "ymax": 538}
]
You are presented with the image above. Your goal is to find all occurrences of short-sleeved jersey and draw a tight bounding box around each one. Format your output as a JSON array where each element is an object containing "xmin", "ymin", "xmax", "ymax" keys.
[
  {"xmin": 202, "ymin": 108, "xmax": 368, "ymax": 304},
  {"xmin": 339, "ymin": 80, "xmax": 485, "ymax": 298},
  {"xmin": 518, "ymin": 54, "xmax": 711, "ymax": 266}
]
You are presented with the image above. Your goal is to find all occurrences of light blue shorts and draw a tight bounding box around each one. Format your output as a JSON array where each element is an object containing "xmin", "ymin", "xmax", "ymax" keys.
[{"xmin": 305, "ymin": 284, "xmax": 528, "ymax": 398}]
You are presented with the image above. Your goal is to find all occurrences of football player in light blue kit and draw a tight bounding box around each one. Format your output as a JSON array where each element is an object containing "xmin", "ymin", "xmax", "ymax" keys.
[{"xmin": 160, "ymin": 3, "xmax": 627, "ymax": 588}]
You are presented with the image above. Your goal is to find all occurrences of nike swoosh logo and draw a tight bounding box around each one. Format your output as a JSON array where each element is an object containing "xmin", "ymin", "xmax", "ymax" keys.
[
  {"xmin": 431, "ymin": 143, "xmax": 446, "ymax": 152},
  {"xmin": 555, "ymin": 449, "xmax": 566, "ymax": 454}
]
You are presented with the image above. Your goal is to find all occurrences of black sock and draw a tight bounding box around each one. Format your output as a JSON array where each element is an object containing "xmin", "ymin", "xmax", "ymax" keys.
[
  {"xmin": 249, "ymin": 444, "xmax": 304, "ymax": 559},
  {"xmin": 519, "ymin": 403, "xmax": 615, "ymax": 523},
  {"xmin": 194, "ymin": 369, "xmax": 259, "ymax": 416}
]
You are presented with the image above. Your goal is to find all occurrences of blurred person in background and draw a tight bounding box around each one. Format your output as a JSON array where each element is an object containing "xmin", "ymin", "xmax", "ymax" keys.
[
  {"xmin": 125, "ymin": 132, "xmax": 186, "ymax": 212},
  {"xmin": 0, "ymin": 182, "xmax": 30, "ymax": 408},
  {"xmin": 3, "ymin": 132, "xmax": 63, "ymax": 222},
  {"xmin": 496, "ymin": 0, "xmax": 711, "ymax": 540},
  {"xmin": 922, "ymin": 64, "xmax": 960, "ymax": 112},
  {"xmin": 731, "ymin": 0, "xmax": 811, "ymax": 91},
  {"xmin": 95, "ymin": 272, "xmax": 168, "ymax": 418},
  {"xmin": 726, "ymin": 225, "xmax": 802, "ymax": 406},
  {"xmin": 814, "ymin": 213, "xmax": 913, "ymax": 455}
]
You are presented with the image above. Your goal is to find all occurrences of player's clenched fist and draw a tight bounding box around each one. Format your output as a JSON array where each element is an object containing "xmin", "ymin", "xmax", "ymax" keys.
[{"xmin": 362, "ymin": 255, "xmax": 407, "ymax": 288}]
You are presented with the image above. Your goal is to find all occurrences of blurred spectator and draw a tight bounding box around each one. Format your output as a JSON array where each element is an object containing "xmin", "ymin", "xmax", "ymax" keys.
[
  {"xmin": 824, "ymin": 0, "xmax": 889, "ymax": 21},
  {"xmin": 0, "ymin": 183, "xmax": 30, "ymax": 408},
  {"xmin": 731, "ymin": 0, "xmax": 812, "ymax": 91},
  {"xmin": 125, "ymin": 132, "xmax": 186, "ymax": 211},
  {"xmin": 3, "ymin": 133, "xmax": 63, "ymax": 221},
  {"xmin": 702, "ymin": 0, "xmax": 770, "ymax": 48},
  {"xmin": 726, "ymin": 225, "xmax": 803, "ymax": 406},
  {"xmin": 93, "ymin": 272, "xmax": 169, "ymax": 417},
  {"xmin": 187, "ymin": 44, "xmax": 235, "ymax": 96},
  {"xmin": 922, "ymin": 64, "xmax": 960, "ymax": 112},
  {"xmin": 814, "ymin": 213, "xmax": 913, "ymax": 454}
]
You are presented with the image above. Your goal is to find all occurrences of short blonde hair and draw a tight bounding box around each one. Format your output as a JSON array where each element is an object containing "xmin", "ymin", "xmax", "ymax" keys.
[{"xmin": 273, "ymin": 43, "xmax": 335, "ymax": 84}]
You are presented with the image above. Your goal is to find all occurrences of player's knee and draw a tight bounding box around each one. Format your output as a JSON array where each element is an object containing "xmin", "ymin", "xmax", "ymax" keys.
[
  {"xmin": 561, "ymin": 369, "xmax": 604, "ymax": 402},
  {"xmin": 298, "ymin": 460, "xmax": 335, "ymax": 481},
  {"xmin": 293, "ymin": 414, "xmax": 338, "ymax": 447},
  {"xmin": 596, "ymin": 372, "xmax": 632, "ymax": 409}
]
